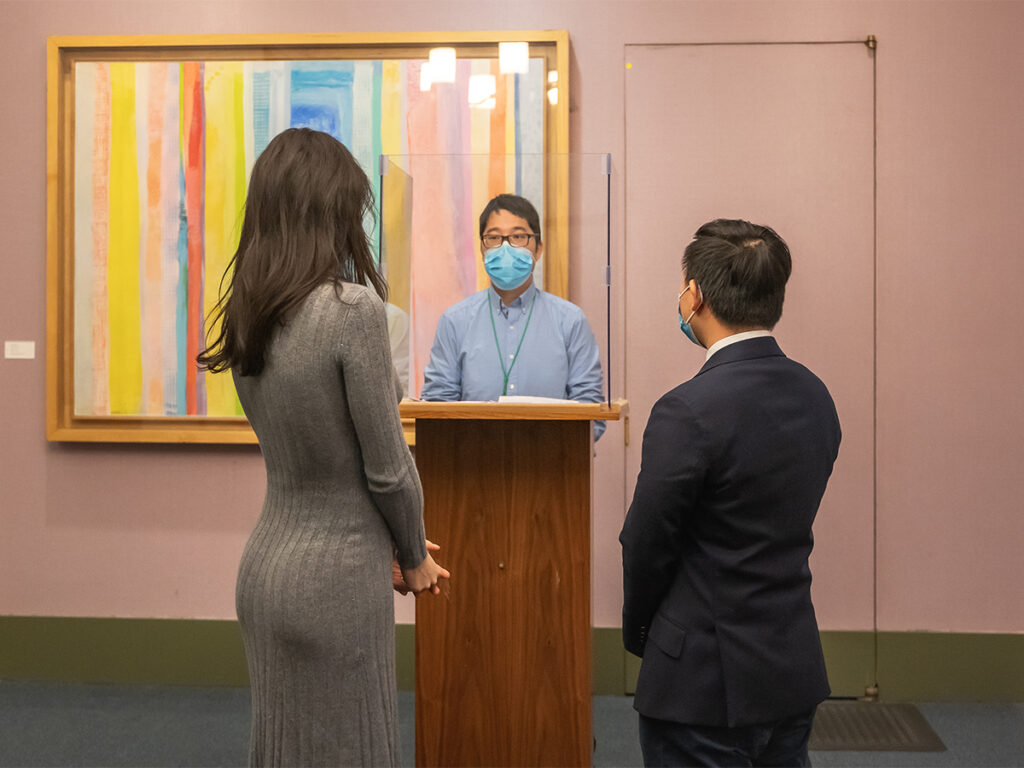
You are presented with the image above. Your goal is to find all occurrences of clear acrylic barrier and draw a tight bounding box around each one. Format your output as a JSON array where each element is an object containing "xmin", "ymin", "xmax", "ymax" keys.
[{"xmin": 378, "ymin": 153, "xmax": 611, "ymax": 401}]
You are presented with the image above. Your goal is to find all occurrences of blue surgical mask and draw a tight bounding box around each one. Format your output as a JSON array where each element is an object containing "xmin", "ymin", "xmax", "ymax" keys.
[
  {"xmin": 484, "ymin": 242, "xmax": 535, "ymax": 291},
  {"xmin": 678, "ymin": 286, "xmax": 702, "ymax": 347}
]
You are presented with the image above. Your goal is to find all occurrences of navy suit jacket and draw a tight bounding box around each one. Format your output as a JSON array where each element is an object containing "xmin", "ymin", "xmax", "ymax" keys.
[{"xmin": 620, "ymin": 337, "xmax": 841, "ymax": 728}]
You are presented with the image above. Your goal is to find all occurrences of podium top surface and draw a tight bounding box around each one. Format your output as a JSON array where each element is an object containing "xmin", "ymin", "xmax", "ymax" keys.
[{"xmin": 399, "ymin": 398, "xmax": 627, "ymax": 421}]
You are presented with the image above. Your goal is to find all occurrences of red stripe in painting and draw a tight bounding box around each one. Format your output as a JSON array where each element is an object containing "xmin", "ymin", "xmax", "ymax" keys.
[{"xmin": 182, "ymin": 62, "xmax": 204, "ymax": 415}]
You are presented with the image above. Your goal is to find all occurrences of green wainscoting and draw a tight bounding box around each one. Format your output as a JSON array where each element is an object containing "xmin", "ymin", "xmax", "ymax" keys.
[
  {"xmin": 607, "ymin": 630, "xmax": 1024, "ymax": 701},
  {"xmin": 0, "ymin": 616, "xmax": 249, "ymax": 686},
  {"xmin": 1, "ymin": 617, "xmax": 1020, "ymax": 701}
]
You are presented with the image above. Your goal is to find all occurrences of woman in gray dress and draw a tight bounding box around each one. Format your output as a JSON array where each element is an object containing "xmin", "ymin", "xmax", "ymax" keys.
[{"xmin": 198, "ymin": 128, "xmax": 449, "ymax": 766}]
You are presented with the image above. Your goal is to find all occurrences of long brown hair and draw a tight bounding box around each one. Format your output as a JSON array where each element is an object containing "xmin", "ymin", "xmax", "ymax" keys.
[{"xmin": 197, "ymin": 128, "xmax": 387, "ymax": 376}]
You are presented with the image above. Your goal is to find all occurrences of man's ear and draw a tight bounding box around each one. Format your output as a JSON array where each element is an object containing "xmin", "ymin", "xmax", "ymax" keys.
[
  {"xmin": 534, "ymin": 241, "xmax": 545, "ymax": 263},
  {"xmin": 688, "ymin": 279, "xmax": 703, "ymax": 312}
]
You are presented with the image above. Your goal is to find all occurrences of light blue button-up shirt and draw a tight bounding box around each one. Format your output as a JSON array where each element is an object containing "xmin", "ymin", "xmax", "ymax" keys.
[{"xmin": 421, "ymin": 283, "xmax": 606, "ymax": 439}]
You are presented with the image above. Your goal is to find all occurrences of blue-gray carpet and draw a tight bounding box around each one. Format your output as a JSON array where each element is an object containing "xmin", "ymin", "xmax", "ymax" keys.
[{"xmin": 0, "ymin": 682, "xmax": 1020, "ymax": 767}]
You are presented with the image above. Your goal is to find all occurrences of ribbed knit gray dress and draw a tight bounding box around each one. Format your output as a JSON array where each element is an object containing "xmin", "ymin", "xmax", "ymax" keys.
[{"xmin": 232, "ymin": 282, "xmax": 427, "ymax": 767}]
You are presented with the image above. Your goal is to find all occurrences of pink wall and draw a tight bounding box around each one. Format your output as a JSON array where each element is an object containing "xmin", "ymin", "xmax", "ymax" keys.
[
  {"xmin": 1, "ymin": 1, "xmax": 1021, "ymax": 633},
  {"xmin": 623, "ymin": 41, "xmax": 878, "ymax": 632},
  {"xmin": 873, "ymin": 3, "xmax": 1024, "ymax": 631}
]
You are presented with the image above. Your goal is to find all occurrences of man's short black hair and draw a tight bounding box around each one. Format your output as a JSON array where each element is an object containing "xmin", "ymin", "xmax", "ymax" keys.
[
  {"xmin": 478, "ymin": 194, "xmax": 542, "ymax": 243},
  {"xmin": 682, "ymin": 219, "xmax": 792, "ymax": 329}
]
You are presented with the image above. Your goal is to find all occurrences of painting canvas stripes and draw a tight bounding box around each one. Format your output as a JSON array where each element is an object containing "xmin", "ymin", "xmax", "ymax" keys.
[{"xmin": 73, "ymin": 57, "xmax": 544, "ymax": 417}]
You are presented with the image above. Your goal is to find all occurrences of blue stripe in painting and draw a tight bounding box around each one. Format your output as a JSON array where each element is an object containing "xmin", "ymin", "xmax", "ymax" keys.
[
  {"xmin": 252, "ymin": 70, "xmax": 271, "ymax": 158},
  {"xmin": 289, "ymin": 63, "xmax": 355, "ymax": 149},
  {"xmin": 514, "ymin": 74, "xmax": 522, "ymax": 196},
  {"xmin": 176, "ymin": 163, "xmax": 188, "ymax": 415},
  {"xmin": 340, "ymin": 68, "xmax": 354, "ymax": 154}
]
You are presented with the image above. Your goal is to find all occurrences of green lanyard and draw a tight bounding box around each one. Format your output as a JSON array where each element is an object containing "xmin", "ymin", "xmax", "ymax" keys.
[{"xmin": 488, "ymin": 291, "xmax": 538, "ymax": 396}]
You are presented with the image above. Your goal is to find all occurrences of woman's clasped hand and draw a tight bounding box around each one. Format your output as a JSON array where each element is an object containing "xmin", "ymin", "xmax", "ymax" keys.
[{"xmin": 393, "ymin": 539, "xmax": 451, "ymax": 596}]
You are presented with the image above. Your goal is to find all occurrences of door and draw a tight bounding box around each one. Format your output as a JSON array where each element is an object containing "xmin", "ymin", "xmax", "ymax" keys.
[{"xmin": 624, "ymin": 42, "xmax": 875, "ymax": 691}]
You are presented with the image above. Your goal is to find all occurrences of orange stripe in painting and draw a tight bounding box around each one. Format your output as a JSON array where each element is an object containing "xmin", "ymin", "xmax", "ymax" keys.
[
  {"xmin": 488, "ymin": 60, "xmax": 508, "ymax": 199},
  {"xmin": 182, "ymin": 62, "xmax": 204, "ymax": 416}
]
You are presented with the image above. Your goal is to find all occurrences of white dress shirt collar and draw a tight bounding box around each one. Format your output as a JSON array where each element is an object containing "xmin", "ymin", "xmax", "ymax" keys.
[
  {"xmin": 491, "ymin": 282, "xmax": 538, "ymax": 317},
  {"xmin": 705, "ymin": 330, "xmax": 772, "ymax": 361}
]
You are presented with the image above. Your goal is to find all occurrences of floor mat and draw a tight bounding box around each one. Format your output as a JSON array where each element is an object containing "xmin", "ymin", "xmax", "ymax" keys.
[{"xmin": 809, "ymin": 701, "xmax": 947, "ymax": 752}]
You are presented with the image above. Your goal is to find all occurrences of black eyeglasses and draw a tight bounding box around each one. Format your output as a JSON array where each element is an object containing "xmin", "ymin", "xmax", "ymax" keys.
[{"xmin": 482, "ymin": 233, "xmax": 537, "ymax": 249}]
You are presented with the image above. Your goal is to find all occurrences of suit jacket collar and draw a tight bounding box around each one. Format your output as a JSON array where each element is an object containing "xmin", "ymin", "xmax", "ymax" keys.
[{"xmin": 695, "ymin": 336, "xmax": 785, "ymax": 377}]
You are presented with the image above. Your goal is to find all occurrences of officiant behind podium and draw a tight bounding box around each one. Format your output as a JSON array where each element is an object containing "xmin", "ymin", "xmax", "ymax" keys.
[{"xmin": 420, "ymin": 193, "xmax": 606, "ymax": 439}]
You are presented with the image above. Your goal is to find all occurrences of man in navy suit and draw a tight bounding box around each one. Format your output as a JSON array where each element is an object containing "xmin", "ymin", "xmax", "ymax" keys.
[{"xmin": 620, "ymin": 219, "xmax": 841, "ymax": 767}]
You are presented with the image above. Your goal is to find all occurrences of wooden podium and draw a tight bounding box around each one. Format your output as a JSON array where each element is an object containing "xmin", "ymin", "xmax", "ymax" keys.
[{"xmin": 400, "ymin": 399, "xmax": 626, "ymax": 768}]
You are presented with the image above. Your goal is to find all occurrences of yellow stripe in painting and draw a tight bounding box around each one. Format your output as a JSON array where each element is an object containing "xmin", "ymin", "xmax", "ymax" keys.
[
  {"xmin": 229, "ymin": 65, "xmax": 245, "ymax": 416},
  {"xmin": 203, "ymin": 62, "xmax": 246, "ymax": 417},
  {"xmin": 380, "ymin": 62, "xmax": 411, "ymax": 311},
  {"xmin": 107, "ymin": 62, "xmax": 143, "ymax": 415},
  {"xmin": 381, "ymin": 61, "xmax": 402, "ymax": 156},
  {"xmin": 382, "ymin": 167, "xmax": 413, "ymax": 314}
]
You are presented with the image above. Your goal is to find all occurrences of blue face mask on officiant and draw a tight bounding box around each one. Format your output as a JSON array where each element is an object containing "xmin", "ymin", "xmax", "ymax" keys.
[{"xmin": 484, "ymin": 242, "xmax": 535, "ymax": 291}]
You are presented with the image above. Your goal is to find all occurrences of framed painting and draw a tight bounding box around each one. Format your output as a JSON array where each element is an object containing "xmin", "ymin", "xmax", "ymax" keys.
[{"xmin": 46, "ymin": 32, "xmax": 570, "ymax": 442}]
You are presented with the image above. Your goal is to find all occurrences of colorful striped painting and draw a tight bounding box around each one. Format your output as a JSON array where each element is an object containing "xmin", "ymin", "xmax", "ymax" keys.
[{"xmin": 73, "ymin": 57, "xmax": 545, "ymax": 416}]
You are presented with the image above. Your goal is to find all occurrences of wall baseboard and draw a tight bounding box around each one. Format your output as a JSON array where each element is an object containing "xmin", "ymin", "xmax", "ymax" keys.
[{"xmin": 2, "ymin": 617, "xmax": 1020, "ymax": 701}]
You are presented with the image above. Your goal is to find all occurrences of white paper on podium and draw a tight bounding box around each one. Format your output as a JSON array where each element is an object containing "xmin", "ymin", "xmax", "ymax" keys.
[{"xmin": 497, "ymin": 395, "xmax": 580, "ymax": 404}]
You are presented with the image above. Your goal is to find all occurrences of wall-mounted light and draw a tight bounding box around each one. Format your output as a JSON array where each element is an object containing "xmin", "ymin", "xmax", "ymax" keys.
[
  {"xmin": 498, "ymin": 42, "xmax": 529, "ymax": 74},
  {"xmin": 428, "ymin": 47, "xmax": 456, "ymax": 83},
  {"xmin": 547, "ymin": 70, "xmax": 559, "ymax": 105},
  {"xmin": 468, "ymin": 73, "xmax": 496, "ymax": 109},
  {"xmin": 419, "ymin": 63, "xmax": 433, "ymax": 91}
]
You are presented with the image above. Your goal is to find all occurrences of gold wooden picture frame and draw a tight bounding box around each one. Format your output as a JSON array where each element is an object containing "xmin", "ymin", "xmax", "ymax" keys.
[{"xmin": 46, "ymin": 32, "xmax": 570, "ymax": 443}]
